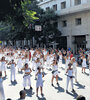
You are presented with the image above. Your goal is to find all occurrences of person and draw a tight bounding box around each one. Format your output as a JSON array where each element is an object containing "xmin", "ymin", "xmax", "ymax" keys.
[
  {"xmin": 36, "ymin": 67, "xmax": 44, "ymax": 97},
  {"xmin": 72, "ymin": 57, "xmax": 78, "ymax": 82},
  {"xmin": 18, "ymin": 90, "xmax": 26, "ymax": 100},
  {"xmin": 65, "ymin": 54, "xmax": 70, "ymax": 74},
  {"xmin": 76, "ymin": 95, "xmax": 86, "ymax": 100},
  {"xmin": 21, "ymin": 63, "xmax": 32, "ymax": 90},
  {"xmin": 88, "ymin": 56, "xmax": 90, "ymax": 76},
  {"xmin": 0, "ymin": 71, "xmax": 5, "ymax": 100},
  {"xmin": 58, "ymin": 51, "xmax": 62, "ymax": 68},
  {"xmin": 0, "ymin": 56, "xmax": 7, "ymax": 77},
  {"xmin": 82, "ymin": 55, "xmax": 87, "ymax": 73},
  {"xmin": 17, "ymin": 54, "xmax": 23, "ymax": 72},
  {"xmin": 66, "ymin": 63, "xmax": 75, "ymax": 93},
  {"xmin": 8, "ymin": 59, "xmax": 16, "ymax": 82},
  {"xmin": 51, "ymin": 59, "xmax": 59, "ymax": 86}
]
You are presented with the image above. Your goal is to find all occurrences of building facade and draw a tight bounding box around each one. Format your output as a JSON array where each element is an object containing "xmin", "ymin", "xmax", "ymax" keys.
[{"xmin": 38, "ymin": 0, "xmax": 90, "ymax": 53}]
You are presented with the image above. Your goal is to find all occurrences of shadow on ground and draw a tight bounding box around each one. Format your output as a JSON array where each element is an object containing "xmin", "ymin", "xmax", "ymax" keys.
[
  {"xmin": 9, "ymin": 81, "xmax": 18, "ymax": 86},
  {"xmin": 66, "ymin": 91, "xmax": 78, "ymax": 99},
  {"xmin": 74, "ymin": 82, "xmax": 85, "ymax": 89},
  {"xmin": 53, "ymin": 84, "xmax": 65, "ymax": 93},
  {"xmin": 25, "ymin": 89, "xmax": 35, "ymax": 97}
]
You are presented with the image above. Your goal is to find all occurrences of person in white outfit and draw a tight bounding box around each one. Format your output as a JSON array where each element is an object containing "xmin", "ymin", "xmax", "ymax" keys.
[
  {"xmin": 66, "ymin": 63, "xmax": 75, "ymax": 93},
  {"xmin": 72, "ymin": 57, "xmax": 78, "ymax": 82},
  {"xmin": 21, "ymin": 63, "xmax": 32, "ymax": 90},
  {"xmin": 36, "ymin": 67, "xmax": 44, "ymax": 97},
  {"xmin": 0, "ymin": 72, "xmax": 5, "ymax": 100},
  {"xmin": 65, "ymin": 55, "xmax": 70, "ymax": 74},
  {"xmin": 51, "ymin": 59, "xmax": 59, "ymax": 86},
  {"xmin": 82, "ymin": 55, "xmax": 87, "ymax": 73},
  {"xmin": 17, "ymin": 54, "xmax": 23, "ymax": 72},
  {"xmin": 0, "ymin": 56, "xmax": 7, "ymax": 77},
  {"xmin": 8, "ymin": 59, "xmax": 16, "ymax": 82},
  {"xmin": 58, "ymin": 51, "xmax": 62, "ymax": 68}
]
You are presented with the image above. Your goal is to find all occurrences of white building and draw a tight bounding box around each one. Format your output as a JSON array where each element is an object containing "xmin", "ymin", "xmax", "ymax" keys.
[{"xmin": 38, "ymin": 0, "xmax": 90, "ymax": 53}]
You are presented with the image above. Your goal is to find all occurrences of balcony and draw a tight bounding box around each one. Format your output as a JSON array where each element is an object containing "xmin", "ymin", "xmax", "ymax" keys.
[
  {"xmin": 56, "ymin": 3, "xmax": 90, "ymax": 16},
  {"xmin": 38, "ymin": 0, "xmax": 54, "ymax": 6}
]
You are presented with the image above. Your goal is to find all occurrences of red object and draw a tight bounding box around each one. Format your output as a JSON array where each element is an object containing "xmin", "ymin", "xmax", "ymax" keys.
[
  {"xmin": 29, "ymin": 51, "xmax": 31, "ymax": 61},
  {"xmin": 70, "ymin": 54, "xmax": 73, "ymax": 60}
]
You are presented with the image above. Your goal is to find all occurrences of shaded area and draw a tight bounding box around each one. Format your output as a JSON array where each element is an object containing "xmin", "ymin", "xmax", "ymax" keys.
[
  {"xmin": 74, "ymin": 82, "xmax": 85, "ymax": 89},
  {"xmin": 25, "ymin": 89, "xmax": 35, "ymax": 97},
  {"xmin": 66, "ymin": 91, "xmax": 78, "ymax": 99}
]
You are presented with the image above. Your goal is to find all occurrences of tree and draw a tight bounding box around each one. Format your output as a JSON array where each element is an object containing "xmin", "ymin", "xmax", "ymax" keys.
[
  {"xmin": 0, "ymin": 0, "xmax": 39, "ymax": 40},
  {"xmin": 38, "ymin": 9, "xmax": 61, "ymax": 46}
]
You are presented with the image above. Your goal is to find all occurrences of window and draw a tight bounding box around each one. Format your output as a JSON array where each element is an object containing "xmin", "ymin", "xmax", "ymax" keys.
[
  {"xmin": 75, "ymin": 0, "xmax": 81, "ymax": 5},
  {"xmin": 75, "ymin": 18, "xmax": 81, "ymax": 25},
  {"xmin": 61, "ymin": 1, "xmax": 66, "ymax": 9},
  {"xmin": 53, "ymin": 4, "xmax": 57, "ymax": 11},
  {"xmin": 46, "ymin": 7, "xmax": 50, "ymax": 11},
  {"xmin": 62, "ymin": 20, "xmax": 67, "ymax": 27}
]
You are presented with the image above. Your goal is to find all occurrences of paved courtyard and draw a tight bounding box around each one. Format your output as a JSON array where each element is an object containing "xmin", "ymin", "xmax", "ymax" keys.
[{"xmin": 3, "ymin": 64, "xmax": 90, "ymax": 100}]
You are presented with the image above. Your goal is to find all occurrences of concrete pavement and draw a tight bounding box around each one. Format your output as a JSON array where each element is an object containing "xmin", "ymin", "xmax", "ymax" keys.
[{"xmin": 2, "ymin": 64, "xmax": 90, "ymax": 100}]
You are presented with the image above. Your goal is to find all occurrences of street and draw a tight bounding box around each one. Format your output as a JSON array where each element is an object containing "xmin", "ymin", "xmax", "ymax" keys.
[{"xmin": 3, "ymin": 64, "xmax": 90, "ymax": 100}]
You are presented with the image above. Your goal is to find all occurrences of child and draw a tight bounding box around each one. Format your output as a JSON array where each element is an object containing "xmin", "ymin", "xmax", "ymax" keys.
[{"xmin": 36, "ymin": 67, "xmax": 44, "ymax": 97}]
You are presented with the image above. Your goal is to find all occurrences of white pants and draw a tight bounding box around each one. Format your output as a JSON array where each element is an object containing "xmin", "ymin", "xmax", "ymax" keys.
[
  {"xmin": 23, "ymin": 75, "xmax": 31, "ymax": 87},
  {"xmin": 66, "ymin": 76, "xmax": 74, "ymax": 90},
  {"xmin": 11, "ymin": 69, "xmax": 16, "ymax": 81},
  {"xmin": 73, "ymin": 69, "xmax": 77, "ymax": 80},
  {"xmin": 0, "ymin": 83, "xmax": 5, "ymax": 100}
]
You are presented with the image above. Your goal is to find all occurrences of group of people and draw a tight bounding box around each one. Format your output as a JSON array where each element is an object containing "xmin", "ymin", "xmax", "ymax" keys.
[{"xmin": 0, "ymin": 47, "xmax": 90, "ymax": 100}]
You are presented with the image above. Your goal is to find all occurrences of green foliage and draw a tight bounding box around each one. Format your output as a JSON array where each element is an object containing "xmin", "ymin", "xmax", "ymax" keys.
[{"xmin": 21, "ymin": 0, "xmax": 39, "ymax": 27}]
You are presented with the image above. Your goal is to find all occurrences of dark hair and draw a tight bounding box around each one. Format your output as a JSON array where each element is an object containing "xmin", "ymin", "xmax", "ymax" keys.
[
  {"xmin": 7, "ymin": 99, "xmax": 12, "ymax": 100},
  {"xmin": 24, "ymin": 63, "xmax": 28, "ymax": 67},
  {"xmin": 68, "ymin": 63, "xmax": 72, "ymax": 67},
  {"xmin": 0, "ymin": 72, "xmax": 2, "ymax": 77},
  {"xmin": 37, "ymin": 67, "xmax": 40, "ymax": 70},
  {"xmin": 77, "ymin": 95, "xmax": 86, "ymax": 100},
  {"xmin": 19, "ymin": 90, "xmax": 26, "ymax": 97}
]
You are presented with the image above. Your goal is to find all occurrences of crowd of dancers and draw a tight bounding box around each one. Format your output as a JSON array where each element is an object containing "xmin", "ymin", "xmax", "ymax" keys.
[{"xmin": 0, "ymin": 47, "xmax": 90, "ymax": 100}]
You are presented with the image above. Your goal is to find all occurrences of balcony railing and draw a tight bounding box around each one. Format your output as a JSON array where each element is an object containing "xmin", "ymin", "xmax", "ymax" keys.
[{"xmin": 56, "ymin": 3, "xmax": 90, "ymax": 16}]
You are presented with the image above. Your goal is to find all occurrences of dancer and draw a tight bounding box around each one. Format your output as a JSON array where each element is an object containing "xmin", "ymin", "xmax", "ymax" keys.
[
  {"xmin": 21, "ymin": 63, "xmax": 32, "ymax": 90},
  {"xmin": 66, "ymin": 63, "xmax": 75, "ymax": 93},
  {"xmin": 82, "ymin": 55, "xmax": 87, "ymax": 73},
  {"xmin": 8, "ymin": 59, "xmax": 16, "ymax": 82},
  {"xmin": 51, "ymin": 59, "xmax": 59, "ymax": 86},
  {"xmin": 72, "ymin": 57, "xmax": 78, "ymax": 82},
  {"xmin": 58, "ymin": 51, "xmax": 62, "ymax": 68},
  {"xmin": 65, "ymin": 54, "xmax": 70, "ymax": 74},
  {"xmin": 0, "ymin": 56, "xmax": 7, "ymax": 77},
  {"xmin": 17, "ymin": 54, "xmax": 23, "ymax": 72},
  {"xmin": 36, "ymin": 67, "xmax": 44, "ymax": 97}
]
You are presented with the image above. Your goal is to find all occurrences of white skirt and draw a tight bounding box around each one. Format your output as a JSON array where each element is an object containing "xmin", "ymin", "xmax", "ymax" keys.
[
  {"xmin": 82, "ymin": 62, "xmax": 87, "ymax": 67},
  {"xmin": 36, "ymin": 79, "xmax": 43, "ymax": 88},
  {"xmin": 53, "ymin": 71, "xmax": 58, "ymax": 77},
  {"xmin": 0, "ymin": 65, "xmax": 7, "ymax": 71}
]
